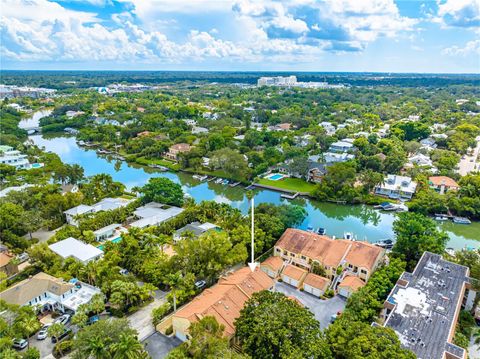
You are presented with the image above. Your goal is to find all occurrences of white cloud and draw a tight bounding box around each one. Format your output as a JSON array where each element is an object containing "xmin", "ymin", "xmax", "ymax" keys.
[
  {"xmin": 442, "ymin": 40, "xmax": 480, "ymax": 56},
  {"xmin": 435, "ymin": 0, "xmax": 480, "ymax": 28}
]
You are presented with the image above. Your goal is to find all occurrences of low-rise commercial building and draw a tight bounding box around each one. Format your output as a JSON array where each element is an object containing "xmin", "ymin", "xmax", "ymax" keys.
[{"xmin": 380, "ymin": 252, "xmax": 475, "ymax": 359}]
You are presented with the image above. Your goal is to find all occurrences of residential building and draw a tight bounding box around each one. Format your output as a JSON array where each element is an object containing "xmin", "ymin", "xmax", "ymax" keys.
[
  {"xmin": 281, "ymin": 264, "xmax": 308, "ymax": 288},
  {"xmin": 307, "ymin": 155, "xmax": 327, "ymax": 183},
  {"xmin": 374, "ymin": 175, "xmax": 417, "ymax": 200},
  {"xmin": 303, "ymin": 273, "xmax": 330, "ymax": 297},
  {"xmin": 337, "ymin": 276, "xmax": 365, "ymax": 298},
  {"xmin": 60, "ymin": 184, "xmax": 79, "ymax": 195},
  {"xmin": 0, "ymin": 184, "xmax": 34, "ymax": 198},
  {"xmin": 130, "ymin": 202, "xmax": 184, "ymax": 229},
  {"xmin": 380, "ymin": 252, "xmax": 475, "ymax": 359},
  {"xmin": 0, "ymin": 272, "xmax": 101, "ymax": 313},
  {"xmin": 192, "ymin": 126, "xmax": 208, "ymax": 134},
  {"xmin": 0, "ymin": 252, "xmax": 18, "ymax": 277},
  {"xmin": 323, "ymin": 152, "xmax": 355, "ymax": 164},
  {"xmin": 170, "ymin": 267, "xmax": 274, "ymax": 341},
  {"xmin": 173, "ymin": 222, "xmax": 218, "ymax": 241},
  {"xmin": 64, "ymin": 197, "xmax": 133, "ymax": 226},
  {"xmin": 328, "ymin": 140, "xmax": 355, "ymax": 153},
  {"xmin": 319, "ymin": 121, "xmax": 336, "ymax": 135},
  {"xmin": 93, "ymin": 223, "xmax": 121, "ymax": 241},
  {"xmin": 420, "ymin": 137, "xmax": 437, "ymax": 151},
  {"xmin": 274, "ymin": 228, "xmax": 385, "ymax": 281},
  {"xmin": 272, "ymin": 123, "xmax": 292, "ymax": 131},
  {"xmin": 260, "ymin": 256, "xmax": 284, "ymax": 278},
  {"xmin": 49, "ymin": 237, "xmax": 103, "ymax": 264},
  {"xmin": 0, "ymin": 145, "xmax": 30, "ymax": 170},
  {"xmin": 165, "ymin": 143, "xmax": 192, "ymax": 161},
  {"xmin": 65, "ymin": 110, "xmax": 85, "ymax": 119},
  {"xmin": 429, "ymin": 176, "xmax": 459, "ymax": 194}
]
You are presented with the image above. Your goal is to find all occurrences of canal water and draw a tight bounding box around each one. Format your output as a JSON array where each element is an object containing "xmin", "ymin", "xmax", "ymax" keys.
[{"xmin": 23, "ymin": 112, "xmax": 480, "ymax": 249}]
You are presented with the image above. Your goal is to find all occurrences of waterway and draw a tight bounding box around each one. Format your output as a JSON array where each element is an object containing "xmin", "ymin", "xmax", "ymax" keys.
[{"xmin": 23, "ymin": 112, "xmax": 480, "ymax": 250}]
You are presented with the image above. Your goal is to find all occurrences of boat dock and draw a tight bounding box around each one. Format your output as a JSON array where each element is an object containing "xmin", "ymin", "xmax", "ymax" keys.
[
  {"xmin": 281, "ymin": 192, "xmax": 299, "ymax": 199},
  {"xmin": 229, "ymin": 181, "xmax": 241, "ymax": 187}
]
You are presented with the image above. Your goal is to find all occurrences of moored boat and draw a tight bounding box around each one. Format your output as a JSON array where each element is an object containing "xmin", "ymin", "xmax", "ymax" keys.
[{"xmin": 453, "ymin": 217, "xmax": 471, "ymax": 224}]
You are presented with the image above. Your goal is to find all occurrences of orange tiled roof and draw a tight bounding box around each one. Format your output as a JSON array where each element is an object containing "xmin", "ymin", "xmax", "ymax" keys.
[
  {"xmin": 170, "ymin": 143, "xmax": 192, "ymax": 152},
  {"xmin": 174, "ymin": 267, "xmax": 273, "ymax": 337},
  {"xmin": 338, "ymin": 275, "xmax": 365, "ymax": 291},
  {"xmin": 342, "ymin": 240, "xmax": 384, "ymax": 272},
  {"xmin": 303, "ymin": 273, "xmax": 329, "ymax": 291},
  {"xmin": 0, "ymin": 252, "xmax": 13, "ymax": 267},
  {"xmin": 276, "ymin": 229, "xmax": 384, "ymax": 272},
  {"xmin": 282, "ymin": 264, "xmax": 307, "ymax": 281},
  {"xmin": 278, "ymin": 123, "xmax": 291, "ymax": 130},
  {"xmin": 429, "ymin": 176, "xmax": 459, "ymax": 188},
  {"xmin": 261, "ymin": 256, "xmax": 284, "ymax": 271}
]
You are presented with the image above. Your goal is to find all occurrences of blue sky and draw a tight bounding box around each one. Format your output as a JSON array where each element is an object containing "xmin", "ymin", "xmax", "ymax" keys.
[{"xmin": 1, "ymin": 0, "xmax": 479, "ymax": 73}]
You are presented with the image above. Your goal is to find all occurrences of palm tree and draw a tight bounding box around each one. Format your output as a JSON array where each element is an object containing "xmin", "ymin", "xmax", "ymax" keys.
[
  {"xmin": 165, "ymin": 271, "xmax": 183, "ymax": 312},
  {"xmin": 48, "ymin": 322, "xmax": 66, "ymax": 354},
  {"xmin": 17, "ymin": 315, "xmax": 40, "ymax": 349},
  {"xmin": 110, "ymin": 333, "xmax": 145, "ymax": 359}
]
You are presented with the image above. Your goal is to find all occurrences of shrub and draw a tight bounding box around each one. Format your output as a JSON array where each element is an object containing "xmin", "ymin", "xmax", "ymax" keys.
[
  {"xmin": 53, "ymin": 339, "xmax": 73, "ymax": 358},
  {"xmin": 165, "ymin": 325, "xmax": 173, "ymax": 336},
  {"xmin": 152, "ymin": 302, "xmax": 172, "ymax": 325},
  {"xmin": 324, "ymin": 289, "xmax": 334, "ymax": 298}
]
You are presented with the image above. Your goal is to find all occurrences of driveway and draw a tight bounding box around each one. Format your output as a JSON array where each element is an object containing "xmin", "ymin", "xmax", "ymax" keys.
[
  {"xmin": 30, "ymin": 335, "xmax": 55, "ymax": 359},
  {"xmin": 128, "ymin": 290, "xmax": 167, "ymax": 341},
  {"xmin": 458, "ymin": 136, "xmax": 480, "ymax": 176},
  {"xmin": 143, "ymin": 332, "xmax": 182, "ymax": 359},
  {"xmin": 275, "ymin": 282, "xmax": 346, "ymax": 329}
]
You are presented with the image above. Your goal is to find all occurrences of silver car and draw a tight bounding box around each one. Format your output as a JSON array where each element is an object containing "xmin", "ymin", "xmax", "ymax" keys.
[{"xmin": 37, "ymin": 325, "xmax": 50, "ymax": 340}]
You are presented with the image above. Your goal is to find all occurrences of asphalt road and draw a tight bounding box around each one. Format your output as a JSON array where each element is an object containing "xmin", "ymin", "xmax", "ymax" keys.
[{"xmin": 458, "ymin": 136, "xmax": 480, "ymax": 176}]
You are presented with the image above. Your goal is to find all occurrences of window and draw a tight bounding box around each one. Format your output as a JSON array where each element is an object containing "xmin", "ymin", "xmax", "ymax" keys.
[
  {"xmin": 361, "ymin": 269, "xmax": 367, "ymax": 275},
  {"xmin": 283, "ymin": 250, "xmax": 287, "ymax": 255},
  {"xmin": 301, "ymin": 255, "xmax": 306, "ymax": 260},
  {"xmin": 276, "ymin": 248, "xmax": 281, "ymax": 253},
  {"xmin": 290, "ymin": 253, "xmax": 295, "ymax": 257}
]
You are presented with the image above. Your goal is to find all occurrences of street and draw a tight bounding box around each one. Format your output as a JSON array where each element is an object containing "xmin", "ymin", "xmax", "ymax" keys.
[
  {"xmin": 458, "ymin": 136, "xmax": 480, "ymax": 176},
  {"xmin": 128, "ymin": 290, "xmax": 168, "ymax": 341}
]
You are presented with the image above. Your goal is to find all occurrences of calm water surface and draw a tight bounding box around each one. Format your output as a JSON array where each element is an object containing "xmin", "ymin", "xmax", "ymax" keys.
[{"xmin": 25, "ymin": 112, "xmax": 480, "ymax": 249}]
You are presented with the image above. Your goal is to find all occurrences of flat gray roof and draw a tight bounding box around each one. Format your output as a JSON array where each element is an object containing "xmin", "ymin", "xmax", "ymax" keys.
[{"xmin": 383, "ymin": 252, "xmax": 469, "ymax": 359}]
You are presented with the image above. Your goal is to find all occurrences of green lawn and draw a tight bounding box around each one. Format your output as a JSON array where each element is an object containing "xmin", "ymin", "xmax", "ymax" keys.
[
  {"xmin": 257, "ymin": 177, "xmax": 317, "ymax": 193},
  {"xmin": 135, "ymin": 157, "xmax": 181, "ymax": 171}
]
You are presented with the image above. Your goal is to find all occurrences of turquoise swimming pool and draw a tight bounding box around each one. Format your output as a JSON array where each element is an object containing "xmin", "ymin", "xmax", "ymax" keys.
[
  {"xmin": 267, "ymin": 173, "xmax": 284, "ymax": 181},
  {"xmin": 31, "ymin": 163, "xmax": 43, "ymax": 169},
  {"xmin": 98, "ymin": 236, "xmax": 122, "ymax": 251}
]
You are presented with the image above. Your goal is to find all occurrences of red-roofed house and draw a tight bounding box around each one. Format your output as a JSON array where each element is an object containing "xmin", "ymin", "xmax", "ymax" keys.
[
  {"xmin": 338, "ymin": 275, "xmax": 365, "ymax": 298},
  {"xmin": 171, "ymin": 267, "xmax": 273, "ymax": 342},
  {"xmin": 303, "ymin": 273, "xmax": 330, "ymax": 297},
  {"xmin": 281, "ymin": 264, "xmax": 308, "ymax": 288},
  {"xmin": 429, "ymin": 176, "xmax": 459, "ymax": 194},
  {"xmin": 260, "ymin": 256, "xmax": 284, "ymax": 278},
  {"xmin": 165, "ymin": 143, "xmax": 192, "ymax": 161}
]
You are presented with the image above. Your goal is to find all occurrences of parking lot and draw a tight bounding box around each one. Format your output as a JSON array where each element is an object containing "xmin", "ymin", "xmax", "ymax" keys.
[
  {"xmin": 275, "ymin": 282, "xmax": 347, "ymax": 329},
  {"xmin": 143, "ymin": 332, "xmax": 182, "ymax": 359}
]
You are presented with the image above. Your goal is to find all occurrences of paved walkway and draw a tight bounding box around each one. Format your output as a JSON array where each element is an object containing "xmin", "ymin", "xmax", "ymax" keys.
[
  {"xmin": 128, "ymin": 291, "xmax": 167, "ymax": 341},
  {"xmin": 469, "ymin": 331, "xmax": 480, "ymax": 359}
]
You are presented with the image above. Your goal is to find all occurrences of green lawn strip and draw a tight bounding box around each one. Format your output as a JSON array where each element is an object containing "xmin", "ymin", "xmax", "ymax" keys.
[
  {"xmin": 134, "ymin": 156, "xmax": 181, "ymax": 171},
  {"xmin": 257, "ymin": 178, "xmax": 316, "ymax": 193}
]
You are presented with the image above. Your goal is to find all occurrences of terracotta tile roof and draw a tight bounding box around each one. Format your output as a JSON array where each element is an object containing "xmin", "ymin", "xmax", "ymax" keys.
[
  {"xmin": 261, "ymin": 256, "xmax": 284, "ymax": 272},
  {"xmin": 341, "ymin": 240, "xmax": 385, "ymax": 272},
  {"xmin": 174, "ymin": 267, "xmax": 273, "ymax": 337},
  {"xmin": 276, "ymin": 229, "xmax": 385, "ymax": 272},
  {"xmin": 429, "ymin": 176, "xmax": 459, "ymax": 188},
  {"xmin": 170, "ymin": 143, "xmax": 192, "ymax": 152},
  {"xmin": 275, "ymin": 228, "xmax": 351, "ymax": 267},
  {"xmin": 303, "ymin": 273, "xmax": 330, "ymax": 291},
  {"xmin": 338, "ymin": 276, "xmax": 365, "ymax": 291},
  {"xmin": 282, "ymin": 264, "xmax": 308, "ymax": 281},
  {"xmin": 1, "ymin": 272, "xmax": 73, "ymax": 306},
  {"xmin": 0, "ymin": 252, "xmax": 13, "ymax": 267}
]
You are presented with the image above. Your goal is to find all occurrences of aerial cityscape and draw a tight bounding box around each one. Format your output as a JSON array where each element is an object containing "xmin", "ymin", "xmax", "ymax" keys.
[{"xmin": 1, "ymin": 1, "xmax": 480, "ymax": 359}]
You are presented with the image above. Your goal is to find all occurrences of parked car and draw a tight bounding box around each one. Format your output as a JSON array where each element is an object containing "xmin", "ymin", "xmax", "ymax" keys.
[
  {"xmin": 119, "ymin": 268, "xmax": 129, "ymax": 275},
  {"xmin": 54, "ymin": 314, "xmax": 71, "ymax": 325},
  {"xmin": 194, "ymin": 280, "xmax": 206, "ymax": 289},
  {"xmin": 16, "ymin": 253, "xmax": 29, "ymax": 264},
  {"xmin": 12, "ymin": 339, "xmax": 28, "ymax": 350},
  {"xmin": 86, "ymin": 315, "xmax": 99, "ymax": 326},
  {"xmin": 51, "ymin": 329, "xmax": 72, "ymax": 343},
  {"xmin": 37, "ymin": 325, "xmax": 51, "ymax": 340}
]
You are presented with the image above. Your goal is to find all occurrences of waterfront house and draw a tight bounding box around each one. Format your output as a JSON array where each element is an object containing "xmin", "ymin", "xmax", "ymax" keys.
[
  {"xmin": 64, "ymin": 197, "xmax": 134, "ymax": 226},
  {"xmin": 303, "ymin": 273, "xmax": 330, "ymax": 298},
  {"xmin": 0, "ymin": 145, "xmax": 30, "ymax": 170},
  {"xmin": 379, "ymin": 252, "xmax": 475, "ymax": 359},
  {"xmin": 165, "ymin": 143, "xmax": 192, "ymax": 161},
  {"xmin": 274, "ymin": 228, "xmax": 385, "ymax": 281},
  {"xmin": 49, "ymin": 237, "xmax": 103, "ymax": 264},
  {"xmin": 0, "ymin": 252, "xmax": 18, "ymax": 277},
  {"xmin": 337, "ymin": 276, "xmax": 365, "ymax": 298},
  {"xmin": 173, "ymin": 222, "xmax": 219, "ymax": 242},
  {"xmin": 170, "ymin": 267, "xmax": 273, "ymax": 342},
  {"xmin": 0, "ymin": 272, "xmax": 101, "ymax": 313},
  {"xmin": 260, "ymin": 256, "xmax": 284, "ymax": 278},
  {"xmin": 429, "ymin": 176, "xmax": 459, "ymax": 194},
  {"xmin": 130, "ymin": 202, "xmax": 184, "ymax": 229},
  {"xmin": 0, "ymin": 184, "xmax": 34, "ymax": 198},
  {"xmin": 374, "ymin": 174, "xmax": 417, "ymax": 200},
  {"xmin": 307, "ymin": 155, "xmax": 327, "ymax": 183}
]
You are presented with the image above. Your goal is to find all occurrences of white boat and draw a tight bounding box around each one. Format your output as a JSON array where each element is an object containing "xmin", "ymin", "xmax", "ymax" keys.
[
  {"xmin": 215, "ymin": 178, "xmax": 223, "ymax": 184},
  {"xmin": 343, "ymin": 232, "xmax": 355, "ymax": 241},
  {"xmin": 435, "ymin": 216, "xmax": 449, "ymax": 221},
  {"xmin": 453, "ymin": 217, "xmax": 471, "ymax": 224}
]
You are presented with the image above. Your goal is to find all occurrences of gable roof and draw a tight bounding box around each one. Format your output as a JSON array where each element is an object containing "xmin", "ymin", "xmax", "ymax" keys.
[
  {"xmin": 282, "ymin": 264, "xmax": 307, "ymax": 281},
  {"xmin": 275, "ymin": 229, "xmax": 385, "ymax": 272},
  {"xmin": 0, "ymin": 272, "xmax": 73, "ymax": 306},
  {"xmin": 338, "ymin": 275, "xmax": 365, "ymax": 291},
  {"xmin": 303, "ymin": 273, "xmax": 330, "ymax": 291},
  {"xmin": 174, "ymin": 267, "xmax": 273, "ymax": 337},
  {"xmin": 261, "ymin": 256, "xmax": 284, "ymax": 272}
]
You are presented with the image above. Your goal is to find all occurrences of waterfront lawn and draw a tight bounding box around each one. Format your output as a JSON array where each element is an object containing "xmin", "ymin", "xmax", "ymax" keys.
[
  {"xmin": 257, "ymin": 178, "xmax": 317, "ymax": 193},
  {"xmin": 135, "ymin": 157, "xmax": 181, "ymax": 171}
]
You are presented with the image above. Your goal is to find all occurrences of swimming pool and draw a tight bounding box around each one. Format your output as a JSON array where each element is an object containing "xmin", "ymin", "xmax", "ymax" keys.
[
  {"xmin": 267, "ymin": 173, "xmax": 284, "ymax": 181},
  {"xmin": 98, "ymin": 236, "xmax": 122, "ymax": 250},
  {"xmin": 30, "ymin": 163, "xmax": 44, "ymax": 169}
]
